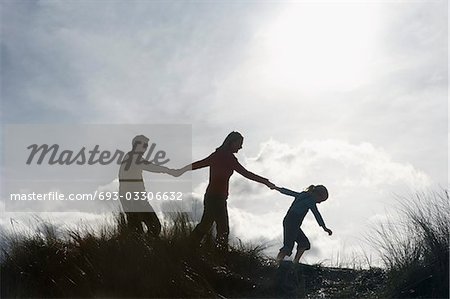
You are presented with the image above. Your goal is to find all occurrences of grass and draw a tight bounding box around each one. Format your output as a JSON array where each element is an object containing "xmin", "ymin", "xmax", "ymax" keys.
[
  {"xmin": 1, "ymin": 212, "xmax": 273, "ymax": 298},
  {"xmin": 369, "ymin": 190, "xmax": 449, "ymax": 298},
  {"xmin": 1, "ymin": 190, "xmax": 448, "ymax": 298},
  {"xmin": 2, "ymin": 211, "xmax": 384, "ymax": 298}
]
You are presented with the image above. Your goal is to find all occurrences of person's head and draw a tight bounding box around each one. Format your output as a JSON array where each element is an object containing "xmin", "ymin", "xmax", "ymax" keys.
[
  {"xmin": 132, "ymin": 135, "xmax": 149, "ymax": 154},
  {"xmin": 306, "ymin": 185, "xmax": 328, "ymax": 203},
  {"xmin": 217, "ymin": 131, "xmax": 244, "ymax": 153}
]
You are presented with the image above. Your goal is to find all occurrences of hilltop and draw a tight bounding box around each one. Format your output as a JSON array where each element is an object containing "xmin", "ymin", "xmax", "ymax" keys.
[
  {"xmin": 1, "ymin": 215, "xmax": 386, "ymax": 298},
  {"xmin": 2, "ymin": 190, "xmax": 449, "ymax": 299}
]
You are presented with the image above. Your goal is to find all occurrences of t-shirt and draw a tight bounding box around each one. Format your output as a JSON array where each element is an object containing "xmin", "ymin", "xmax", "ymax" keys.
[
  {"xmin": 204, "ymin": 150, "xmax": 236, "ymax": 197},
  {"xmin": 118, "ymin": 152, "xmax": 166, "ymax": 212},
  {"xmin": 280, "ymin": 188, "xmax": 326, "ymax": 227},
  {"xmin": 192, "ymin": 149, "xmax": 269, "ymax": 198}
]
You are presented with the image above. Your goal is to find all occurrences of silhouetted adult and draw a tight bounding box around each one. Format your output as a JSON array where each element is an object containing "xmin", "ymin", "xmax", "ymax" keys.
[
  {"xmin": 119, "ymin": 135, "xmax": 179, "ymax": 236},
  {"xmin": 180, "ymin": 131, "xmax": 275, "ymax": 250}
]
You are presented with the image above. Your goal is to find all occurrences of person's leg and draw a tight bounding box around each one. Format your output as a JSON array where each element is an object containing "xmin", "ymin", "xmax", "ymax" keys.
[
  {"xmin": 126, "ymin": 212, "xmax": 144, "ymax": 233},
  {"xmin": 278, "ymin": 213, "xmax": 301, "ymax": 262},
  {"xmin": 276, "ymin": 250, "xmax": 288, "ymax": 262},
  {"xmin": 190, "ymin": 197, "xmax": 215, "ymax": 245},
  {"xmin": 137, "ymin": 202, "xmax": 161, "ymax": 237},
  {"xmin": 142, "ymin": 212, "xmax": 162, "ymax": 237},
  {"xmin": 293, "ymin": 249, "xmax": 306, "ymax": 263},
  {"xmin": 293, "ymin": 228, "xmax": 310, "ymax": 263},
  {"xmin": 215, "ymin": 200, "xmax": 229, "ymax": 251}
]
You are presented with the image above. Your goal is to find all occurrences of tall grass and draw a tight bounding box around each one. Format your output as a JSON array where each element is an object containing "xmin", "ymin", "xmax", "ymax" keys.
[
  {"xmin": 0, "ymin": 212, "xmax": 270, "ymax": 298},
  {"xmin": 3, "ymin": 191, "xmax": 446, "ymax": 298},
  {"xmin": 370, "ymin": 190, "xmax": 449, "ymax": 298}
]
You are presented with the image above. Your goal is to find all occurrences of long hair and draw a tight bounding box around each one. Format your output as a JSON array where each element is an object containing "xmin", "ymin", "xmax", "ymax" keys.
[
  {"xmin": 216, "ymin": 131, "xmax": 243, "ymax": 151},
  {"xmin": 306, "ymin": 185, "xmax": 329, "ymax": 200}
]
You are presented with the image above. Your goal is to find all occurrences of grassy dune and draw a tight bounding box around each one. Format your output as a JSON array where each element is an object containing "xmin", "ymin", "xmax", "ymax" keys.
[{"xmin": 1, "ymin": 191, "xmax": 448, "ymax": 298}]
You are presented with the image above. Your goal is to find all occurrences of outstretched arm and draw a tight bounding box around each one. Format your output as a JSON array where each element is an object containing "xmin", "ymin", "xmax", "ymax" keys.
[
  {"xmin": 234, "ymin": 160, "xmax": 275, "ymax": 188},
  {"xmin": 176, "ymin": 154, "xmax": 213, "ymax": 176},
  {"xmin": 311, "ymin": 205, "xmax": 332, "ymax": 235},
  {"xmin": 191, "ymin": 154, "xmax": 213, "ymax": 170},
  {"xmin": 140, "ymin": 160, "xmax": 174, "ymax": 174},
  {"xmin": 275, "ymin": 187, "xmax": 302, "ymax": 197}
]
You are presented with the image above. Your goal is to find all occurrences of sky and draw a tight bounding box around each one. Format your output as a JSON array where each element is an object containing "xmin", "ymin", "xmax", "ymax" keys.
[{"xmin": 1, "ymin": 0, "xmax": 448, "ymax": 266}]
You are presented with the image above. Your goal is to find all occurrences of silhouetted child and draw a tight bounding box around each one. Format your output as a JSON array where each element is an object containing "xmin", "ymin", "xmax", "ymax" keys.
[{"xmin": 275, "ymin": 185, "xmax": 332, "ymax": 263}]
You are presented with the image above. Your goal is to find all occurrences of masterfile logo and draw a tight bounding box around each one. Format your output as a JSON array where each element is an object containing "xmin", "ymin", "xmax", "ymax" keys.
[
  {"xmin": 25, "ymin": 143, "xmax": 170, "ymax": 167},
  {"xmin": 3, "ymin": 124, "xmax": 192, "ymax": 213}
]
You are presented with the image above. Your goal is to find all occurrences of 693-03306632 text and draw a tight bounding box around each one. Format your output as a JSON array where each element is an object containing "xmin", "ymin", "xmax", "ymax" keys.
[{"xmin": 9, "ymin": 191, "xmax": 185, "ymax": 201}]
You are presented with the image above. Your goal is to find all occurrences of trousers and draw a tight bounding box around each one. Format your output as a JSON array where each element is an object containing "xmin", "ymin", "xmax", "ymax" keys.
[
  {"xmin": 125, "ymin": 211, "xmax": 161, "ymax": 236},
  {"xmin": 279, "ymin": 211, "xmax": 311, "ymax": 256},
  {"xmin": 191, "ymin": 195, "xmax": 229, "ymax": 249}
]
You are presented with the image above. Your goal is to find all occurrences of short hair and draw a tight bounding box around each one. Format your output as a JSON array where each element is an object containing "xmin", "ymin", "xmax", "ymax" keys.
[{"xmin": 132, "ymin": 135, "xmax": 149, "ymax": 148}]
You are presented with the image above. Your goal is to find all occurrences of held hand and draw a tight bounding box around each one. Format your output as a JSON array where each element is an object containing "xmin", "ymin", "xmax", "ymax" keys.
[
  {"xmin": 178, "ymin": 165, "xmax": 191, "ymax": 176},
  {"xmin": 168, "ymin": 168, "xmax": 184, "ymax": 177},
  {"xmin": 176, "ymin": 168, "xmax": 189, "ymax": 177},
  {"xmin": 266, "ymin": 181, "xmax": 276, "ymax": 189},
  {"xmin": 174, "ymin": 169, "xmax": 183, "ymax": 177},
  {"xmin": 167, "ymin": 168, "xmax": 178, "ymax": 177}
]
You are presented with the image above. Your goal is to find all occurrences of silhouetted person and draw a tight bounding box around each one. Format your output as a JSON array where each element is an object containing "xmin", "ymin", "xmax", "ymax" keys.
[
  {"xmin": 275, "ymin": 185, "xmax": 332, "ymax": 263},
  {"xmin": 179, "ymin": 131, "xmax": 275, "ymax": 250},
  {"xmin": 119, "ymin": 135, "xmax": 179, "ymax": 236}
]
